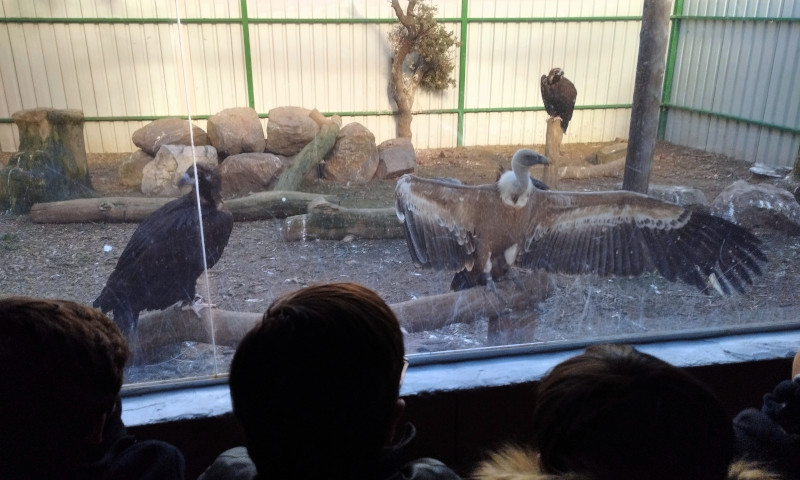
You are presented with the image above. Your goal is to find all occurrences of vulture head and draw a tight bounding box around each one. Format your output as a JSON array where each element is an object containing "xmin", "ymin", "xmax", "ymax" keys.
[
  {"xmin": 178, "ymin": 163, "xmax": 224, "ymax": 207},
  {"xmin": 497, "ymin": 148, "xmax": 549, "ymax": 207},
  {"xmin": 546, "ymin": 67, "xmax": 565, "ymax": 84}
]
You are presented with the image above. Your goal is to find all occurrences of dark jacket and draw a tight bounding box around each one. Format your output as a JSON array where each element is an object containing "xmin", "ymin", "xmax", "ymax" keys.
[
  {"xmin": 734, "ymin": 377, "xmax": 800, "ymax": 480},
  {"xmin": 197, "ymin": 423, "xmax": 460, "ymax": 480}
]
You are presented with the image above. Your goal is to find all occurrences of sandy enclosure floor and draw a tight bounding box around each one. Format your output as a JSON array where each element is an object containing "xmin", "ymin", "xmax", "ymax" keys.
[{"xmin": 1, "ymin": 141, "xmax": 798, "ymax": 384}]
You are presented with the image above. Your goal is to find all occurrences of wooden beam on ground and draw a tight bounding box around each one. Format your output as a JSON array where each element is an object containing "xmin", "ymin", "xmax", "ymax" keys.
[
  {"xmin": 29, "ymin": 191, "xmax": 339, "ymax": 223},
  {"xmin": 129, "ymin": 271, "xmax": 553, "ymax": 363}
]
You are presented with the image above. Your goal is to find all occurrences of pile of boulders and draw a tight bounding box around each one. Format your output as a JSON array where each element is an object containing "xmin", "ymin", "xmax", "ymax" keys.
[{"xmin": 120, "ymin": 106, "xmax": 416, "ymax": 199}]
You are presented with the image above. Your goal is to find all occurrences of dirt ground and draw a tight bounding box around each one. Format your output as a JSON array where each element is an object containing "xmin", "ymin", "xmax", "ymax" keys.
[{"xmin": 1, "ymin": 141, "xmax": 799, "ymax": 384}]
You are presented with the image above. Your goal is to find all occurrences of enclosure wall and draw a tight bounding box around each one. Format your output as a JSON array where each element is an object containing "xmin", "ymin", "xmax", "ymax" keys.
[
  {"xmin": 661, "ymin": 0, "xmax": 800, "ymax": 167},
  {"xmin": 0, "ymin": 0, "xmax": 644, "ymax": 152},
  {"xmin": 130, "ymin": 356, "xmax": 793, "ymax": 480}
]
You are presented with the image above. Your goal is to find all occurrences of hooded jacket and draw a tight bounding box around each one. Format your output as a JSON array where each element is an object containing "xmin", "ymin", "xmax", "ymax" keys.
[{"xmin": 471, "ymin": 445, "xmax": 781, "ymax": 480}]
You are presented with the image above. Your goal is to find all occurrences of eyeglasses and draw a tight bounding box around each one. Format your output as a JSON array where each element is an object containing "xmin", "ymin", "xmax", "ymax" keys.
[{"xmin": 400, "ymin": 357, "xmax": 409, "ymax": 387}]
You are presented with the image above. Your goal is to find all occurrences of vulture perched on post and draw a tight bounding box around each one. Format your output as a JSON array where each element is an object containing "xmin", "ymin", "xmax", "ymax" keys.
[
  {"xmin": 541, "ymin": 68, "xmax": 578, "ymax": 133},
  {"xmin": 395, "ymin": 149, "xmax": 766, "ymax": 295},
  {"xmin": 94, "ymin": 163, "xmax": 233, "ymax": 335}
]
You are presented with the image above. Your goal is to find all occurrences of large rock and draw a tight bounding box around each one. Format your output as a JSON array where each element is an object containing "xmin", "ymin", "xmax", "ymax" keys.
[
  {"xmin": 132, "ymin": 118, "xmax": 208, "ymax": 156},
  {"xmin": 638, "ymin": 184, "xmax": 706, "ymax": 206},
  {"xmin": 219, "ymin": 152, "xmax": 285, "ymax": 198},
  {"xmin": 265, "ymin": 107, "xmax": 320, "ymax": 156},
  {"xmin": 323, "ymin": 122, "xmax": 379, "ymax": 183},
  {"xmin": 374, "ymin": 137, "xmax": 416, "ymax": 179},
  {"xmin": 710, "ymin": 180, "xmax": 800, "ymax": 234},
  {"xmin": 141, "ymin": 145, "xmax": 218, "ymax": 196},
  {"xmin": 207, "ymin": 107, "xmax": 265, "ymax": 160},
  {"xmin": 118, "ymin": 150, "xmax": 154, "ymax": 187}
]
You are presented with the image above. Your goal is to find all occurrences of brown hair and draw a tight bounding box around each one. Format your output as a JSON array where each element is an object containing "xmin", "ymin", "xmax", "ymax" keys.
[
  {"xmin": 532, "ymin": 344, "xmax": 733, "ymax": 480},
  {"xmin": 229, "ymin": 283, "xmax": 405, "ymax": 479},
  {"xmin": 0, "ymin": 296, "xmax": 130, "ymax": 474}
]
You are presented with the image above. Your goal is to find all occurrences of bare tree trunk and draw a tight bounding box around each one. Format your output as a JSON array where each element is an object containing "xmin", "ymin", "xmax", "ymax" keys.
[
  {"xmin": 392, "ymin": 41, "xmax": 415, "ymax": 138},
  {"xmin": 390, "ymin": 0, "xmax": 418, "ymax": 138},
  {"xmin": 623, "ymin": 0, "xmax": 671, "ymax": 194}
]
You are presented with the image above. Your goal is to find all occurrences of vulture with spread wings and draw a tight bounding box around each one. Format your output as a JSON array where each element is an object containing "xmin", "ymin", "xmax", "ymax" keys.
[{"xmin": 395, "ymin": 149, "xmax": 766, "ymax": 294}]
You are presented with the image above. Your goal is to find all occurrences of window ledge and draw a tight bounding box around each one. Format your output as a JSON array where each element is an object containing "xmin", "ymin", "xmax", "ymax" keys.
[{"xmin": 121, "ymin": 329, "xmax": 800, "ymax": 427}]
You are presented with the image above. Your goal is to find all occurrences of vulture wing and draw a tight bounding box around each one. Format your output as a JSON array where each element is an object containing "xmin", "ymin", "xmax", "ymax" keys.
[
  {"xmin": 518, "ymin": 190, "xmax": 766, "ymax": 294},
  {"xmin": 540, "ymin": 75, "xmax": 555, "ymax": 117},
  {"xmin": 395, "ymin": 174, "xmax": 495, "ymax": 273}
]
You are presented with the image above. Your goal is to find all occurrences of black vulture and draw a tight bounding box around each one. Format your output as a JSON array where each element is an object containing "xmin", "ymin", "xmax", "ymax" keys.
[
  {"xmin": 94, "ymin": 163, "xmax": 234, "ymax": 335},
  {"xmin": 540, "ymin": 67, "xmax": 578, "ymax": 133},
  {"xmin": 396, "ymin": 149, "xmax": 767, "ymax": 294}
]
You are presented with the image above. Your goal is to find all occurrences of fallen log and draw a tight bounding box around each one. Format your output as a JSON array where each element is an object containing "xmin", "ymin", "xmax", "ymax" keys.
[
  {"xmin": 538, "ymin": 116, "xmax": 624, "ymax": 184},
  {"xmin": 30, "ymin": 196, "xmax": 171, "ymax": 223},
  {"xmin": 273, "ymin": 111, "xmax": 341, "ymax": 191},
  {"xmin": 29, "ymin": 191, "xmax": 339, "ymax": 223},
  {"xmin": 129, "ymin": 271, "xmax": 552, "ymax": 363},
  {"xmin": 225, "ymin": 191, "xmax": 339, "ymax": 221},
  {"xmin": 559, "ymin": 157, "xmax": 625, "ymax": 179},
  {"xmin": 282, "ymin": 198, "xmax": 402, "ymax": 241},
  {"xmin": 392, "ymin": 271, "xmax": 552, "ymax": 333}
]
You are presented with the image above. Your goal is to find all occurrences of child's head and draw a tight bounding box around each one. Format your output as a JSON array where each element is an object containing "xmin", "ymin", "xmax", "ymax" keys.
[
  {"xmin": 229, "ymin": 283, "xmax": 406, "ymax": 479},
  {"xmin": 532, "ymin": 344, "xmax": 733, "ymax": 480},
  {"xmin": 0, "ymin": 296, "xmax": 130, "ymax": 475}
]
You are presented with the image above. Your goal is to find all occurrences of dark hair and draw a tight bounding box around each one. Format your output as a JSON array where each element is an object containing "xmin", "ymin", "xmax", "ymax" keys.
[
  {"xmin": 532, "ymin": 344, "xmax": 733, "ymax": 480},
  {"xmin": 0, "ymin": 296, "xmax": 130, "ymax": 475},
  {"xmin": 229, "ymin": 283, "xmax": 405, "ymax": 479}
]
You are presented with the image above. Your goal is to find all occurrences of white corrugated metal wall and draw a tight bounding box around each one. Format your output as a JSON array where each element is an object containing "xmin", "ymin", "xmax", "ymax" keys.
[
  {"xmin": 0, "ymin": 0, "xmax": 647, "ymax": 153},
  {"xmin": 662, "ymin": 0, "xmax": 800, "ymax": 167}
]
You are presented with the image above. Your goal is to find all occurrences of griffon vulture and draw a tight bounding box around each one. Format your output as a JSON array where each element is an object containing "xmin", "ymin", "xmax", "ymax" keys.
[
  {"xmin": 94, "ymin": 163, "xmax": 234, "ymax": 335},
  {"xmin": 395, "ymin": 149, "xmax": 766, "ymax": 294},
  {"xmin": 541, "ymin": 68, "xmax": 578, "ymax": 133}
]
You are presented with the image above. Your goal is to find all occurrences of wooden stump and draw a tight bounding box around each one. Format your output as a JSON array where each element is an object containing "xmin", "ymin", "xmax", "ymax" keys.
[
  {"xmin": 0, "ymin": 108, "xmax": 93, "ymax": 214},
  {"xmin": 543, "ymin": 116, "xmax": 563, "ymax": 189}
]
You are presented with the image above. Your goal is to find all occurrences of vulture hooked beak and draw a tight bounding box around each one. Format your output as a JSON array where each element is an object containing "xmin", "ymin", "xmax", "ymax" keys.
[{"xmin": 177, "ymin": 169, "xmax": 196, "ymax": 189}]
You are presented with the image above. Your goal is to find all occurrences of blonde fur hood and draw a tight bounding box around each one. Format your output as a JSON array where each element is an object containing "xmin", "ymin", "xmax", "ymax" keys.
[{"xmin": 471, "ymin": 445, "xmax": 781, "ymax": 480}]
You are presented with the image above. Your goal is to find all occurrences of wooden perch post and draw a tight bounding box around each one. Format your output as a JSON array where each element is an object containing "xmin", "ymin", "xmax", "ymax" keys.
[
  {"xmin": 543, "ymin": 116, "xmax": 563, "ymax": 189},
  {"xmin": 282, "ymin": 198, "xmax": 403, "ymax": 241},
  {"xmin": 28, "ymin": 191, "xmax": 339, "ymax": 223},
  {"xmin": 623, "ymin": 0, "xmax": 671, "ymax": 193},
  {"xmin": 273, "ymin": 110, "xmax": 341, "ymax": 191}
]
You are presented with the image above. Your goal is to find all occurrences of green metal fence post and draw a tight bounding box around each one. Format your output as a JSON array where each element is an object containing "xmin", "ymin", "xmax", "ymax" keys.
[
  {"xmin": 241, "ymin": 0, "xmax": 256, "ymax": 110},
  {"xmin": 456, "ymin": 0, "xmax": 469, "ymax": 147},
  {"xmin": 658, "ymin": 0, "xmax": 684, "ymax": 140}
]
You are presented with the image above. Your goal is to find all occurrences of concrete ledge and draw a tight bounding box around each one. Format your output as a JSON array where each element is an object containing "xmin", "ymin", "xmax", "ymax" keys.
[{"xmin": 122, "ymin": 329, "xmax": 800, "ymax": 427}]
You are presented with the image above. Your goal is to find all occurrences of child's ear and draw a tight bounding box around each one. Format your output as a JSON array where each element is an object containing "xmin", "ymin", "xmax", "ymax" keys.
[
  {"xmin": 384, "ymin": 398, "xmax": 406, "ymax": 445},
  {"xmin": 84, "ymin": 412, "xmax": 108, "ymax": 444}
]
